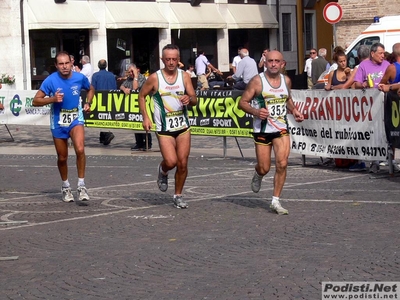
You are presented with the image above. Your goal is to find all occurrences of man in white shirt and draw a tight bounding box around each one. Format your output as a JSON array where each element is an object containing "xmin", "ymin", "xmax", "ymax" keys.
[
  {"xmin": 304, "ymin": 48, "xmax": 317, "ymax": 89},
  {"xmin": 195, "ymin": 49, "xmax": 222, "ymax": 90},
  {"xmin": 231, "ymin": 47, "xmax": 242, "ymax": 73},
  {"xmin": 228, "ymin": 48, "xmax": 258, "ymax": 90},
  {"xmin": 80, "ymin": 55, "xmax": 94, "ymax": 83}
]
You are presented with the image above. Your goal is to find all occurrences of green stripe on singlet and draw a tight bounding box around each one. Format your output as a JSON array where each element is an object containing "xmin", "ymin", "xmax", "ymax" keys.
[{"xmin": 153, "ymin": 92, "xmax": 167, "ymax": 131}]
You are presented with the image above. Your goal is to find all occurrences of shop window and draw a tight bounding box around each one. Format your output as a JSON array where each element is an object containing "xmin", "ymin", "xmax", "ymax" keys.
[
  {"xmin": 282, "ymin": 13, "xmax": 292, "ymax": 51},
  {"xmin": 29, "ymin": 29, "xmax": 89, "ymax": 89},
  {"xmin": 304, "ymin": 11, "xmax": 316, "ymax": 52}
]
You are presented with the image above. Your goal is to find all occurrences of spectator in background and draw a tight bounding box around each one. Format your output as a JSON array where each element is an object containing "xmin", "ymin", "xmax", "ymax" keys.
[
  {"xmin": 377, "ymin": 43, "xmax": 400, "ymax": 173},
  {"xmin": 328, "ymin": 46, "xmax": 345, "ymax": 72},
  {"xmin": 354, "ymin": 42, "xmax": 390, "ymax": 173},
  {"xmin": 93, "ymin": 59, "xmax": 118, "ymax": 146},
  {"xmin": 92, "ymin": 59, "xmax": 117, "ymax": 91},
  {"xmin": 354, "ymin": 42, "xmax": 389, "ymax": 90},
  {"xmin": 186, "ymin": 65, "xmax": 196, "ymax": 78},
  {"xmin": 70, "ymin": 55, "xmax": 79, "ymax": 72},
  {"xmin": 324, "ymin": 51, "xmax": 351, "ymax": 91},
  {"xmin": 344, "ymin": 45, "xmax": 372, "ymax": 172},
  {"xmin": 79, "ymin": 55, "xmax": 93, "ymax": 83},
  {"xmin": 231, "ymin": 47, "xmax": 243, "ymax": 74},
  {"xmin": 342, "ymin": 45, "xmax": 370, "ymax": 90},
  {"xmin": 228, "ymin": 48, "xmax": 258, "ymax": 90},
  {"xmin": 304, "ymin": 48, "xmax": 317, "ymax": 89},
  {"xmin": 195, "ymin": 49, "xmax": 222, "ymax": 90},
  {"xmin": 120, "ymin": 63, "xmax": 150, "ymax": 151},
  {"xmin": 207, "ymin": 67, "xmax": 225, "ymax": 89},
  {"xmin": 311, "ymin": 48, "xmax": 330, "ymax": 86},
  {"xmin": 258, "ymin": 48, "xmax": 270, "ymax": 72},
  {"xmin": 379, "ymin": 43, "xmax": 400, "ymax": 91}
]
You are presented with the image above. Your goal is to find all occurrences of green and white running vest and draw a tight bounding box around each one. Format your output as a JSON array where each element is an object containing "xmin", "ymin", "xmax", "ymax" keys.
[
  {"xmin": 152, "ymin": 69, "xmax": 190, "ymax": 132},
  {"xmin": 252, "ymin": 73, "xmax": 289, "ymax": 134}
]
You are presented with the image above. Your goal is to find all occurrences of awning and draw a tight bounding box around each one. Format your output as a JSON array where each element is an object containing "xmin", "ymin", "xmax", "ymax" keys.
[
  {"xmin": 106, "ymin": 2, "xmax": 169, "ymax": 29},
  {"xmin": 170, "ymin": 3, "xmax": 226, "ymax": 29},
  {"xmin": 27, "ymin": 0, "xmax": 99, "ymax": 30},
  {"xmin": 225, "ymin": 4, "xmax": 278, "ymax": 29}
]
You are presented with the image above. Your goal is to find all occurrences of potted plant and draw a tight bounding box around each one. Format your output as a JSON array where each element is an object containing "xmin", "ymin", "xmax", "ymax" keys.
[{"xmin": 0, "ymin": 74, "xmax": 15, "ymax": 85}]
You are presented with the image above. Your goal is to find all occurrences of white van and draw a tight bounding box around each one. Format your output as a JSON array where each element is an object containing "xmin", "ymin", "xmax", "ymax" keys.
[{"xmin": 345, "ymin": 15, "xmax": 400, "ymax": 68}]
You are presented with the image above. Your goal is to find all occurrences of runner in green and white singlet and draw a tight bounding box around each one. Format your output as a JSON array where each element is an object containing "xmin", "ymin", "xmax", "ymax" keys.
[
  {"xmin": 153, "ymin": 69, "xmax": 190, "ymax": 133},
  {"xmin": 139, "ymin": 44, "xmax": 197, "ymax": 209},
  {"xmin": 239, "ymin": 50, "xmax": 304, "ymax": 215}
]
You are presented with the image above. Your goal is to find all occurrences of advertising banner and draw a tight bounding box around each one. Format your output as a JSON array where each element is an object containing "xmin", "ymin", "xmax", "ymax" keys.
[
  {"xmin": 384, "ymin": 91, "xmax": 400, "ymax": 149},
  {"xmin": 0, "ymin": 88, "xmax": 392, "ymax": 161},
  {"xmin": 0, "ymin": 90, "xmax": 50, "ymax": 125},
  {"xmin": 84, "ymin": 89, "xmax": 254, "ymax": 137},
  {"xmin": 289, "ymin": 89, "xmax": 388, "ymax": 160}
]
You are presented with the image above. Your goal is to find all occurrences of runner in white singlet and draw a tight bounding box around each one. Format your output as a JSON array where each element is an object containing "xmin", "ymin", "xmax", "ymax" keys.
[
  {"xmin": 139, "ymin": 44, "xmax": 197, "ymax": 209},
  {"xmin": 153, "ymin": 69, "xmax": 190, "ymax": 133},
  {"xmin": 239, "ymin": 50, "xmax": 304, "ymax": 215}
]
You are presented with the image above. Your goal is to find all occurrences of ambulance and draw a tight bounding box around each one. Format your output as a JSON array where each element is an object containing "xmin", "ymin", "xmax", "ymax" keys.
[{"xmin": 345, "ymin": 15, "xmax": 400, "ymax": 68}]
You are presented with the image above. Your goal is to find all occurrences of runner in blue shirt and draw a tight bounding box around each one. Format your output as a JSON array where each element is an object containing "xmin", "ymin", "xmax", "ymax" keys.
[{"xmin": 33, "ymin": 51, "xmax": 95, "ymax": 203}]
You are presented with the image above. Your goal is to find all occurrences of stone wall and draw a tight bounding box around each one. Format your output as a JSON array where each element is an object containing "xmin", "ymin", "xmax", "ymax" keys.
[{"xmin": 336, "ymin": 0, "xmax": 400, "ymax": 48}]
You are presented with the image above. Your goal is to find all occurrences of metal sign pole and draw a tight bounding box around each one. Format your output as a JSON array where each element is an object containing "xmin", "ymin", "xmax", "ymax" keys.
[{"xmin": 333, "ymin": 23, "xmax": 337, "ymax": 48}]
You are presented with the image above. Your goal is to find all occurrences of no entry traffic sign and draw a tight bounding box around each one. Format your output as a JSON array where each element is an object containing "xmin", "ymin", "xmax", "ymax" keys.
[{"xmin": 323, "ymin": 3, "xmax": 343, "ymax": 24}]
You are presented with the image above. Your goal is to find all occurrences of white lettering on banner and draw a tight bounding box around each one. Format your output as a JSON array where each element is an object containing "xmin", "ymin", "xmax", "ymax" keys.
[
  {"xmin": 213, "ymin": 119, "xmax": 232, "ymax": 127},
  {"xmin": 289, "ymin": 89, "xmax": 388, "ymax": 160},
  {"xmin": 128, "ymin": 114, "xmax": 143, "ymax": 122},
  {"xmin": 98, "ymin": 112, "xmax": 112, "ymax": 120},
  {"xmin": 189, "ymin": 118, "xmax": 197, "ymax": 126}
]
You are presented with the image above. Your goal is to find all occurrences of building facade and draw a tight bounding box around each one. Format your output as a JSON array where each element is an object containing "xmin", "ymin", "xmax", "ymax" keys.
[{"xmin": 1, "ymin": 0, "xmax": 336, "ymax": 90}]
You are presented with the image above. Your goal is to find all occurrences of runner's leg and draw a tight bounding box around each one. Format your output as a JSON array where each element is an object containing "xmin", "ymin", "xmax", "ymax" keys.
[
  {"xmin": 271, "ymin": 135, "xmax": 290, "ymax": 197},
  {"xmin": 157, "ymin": 134, "xmax": 178, "ymax": 174},
  {"xmin": 70, "ymin": 125, "xmax": 86, "ymax": 178},
  {"xmin": 174, "ymin": 131, "xmax": 191, "ymax": 195},
  {"xmin": 53, "ymin": 137, "xmax": 69, "ymax": 181}
]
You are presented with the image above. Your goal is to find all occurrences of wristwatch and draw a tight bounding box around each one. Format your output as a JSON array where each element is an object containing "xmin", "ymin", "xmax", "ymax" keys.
[{"xmin": 134, "ymin": 78, "xmax": 138, "ymax": 81}]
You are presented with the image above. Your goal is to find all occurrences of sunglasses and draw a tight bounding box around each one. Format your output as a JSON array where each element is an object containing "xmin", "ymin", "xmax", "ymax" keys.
[{"xmin": 310, "ymin": 52, "xmax": 317, "ymax": 54}]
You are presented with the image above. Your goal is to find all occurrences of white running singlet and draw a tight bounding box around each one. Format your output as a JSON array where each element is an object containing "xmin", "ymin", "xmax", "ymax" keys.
[
  {"xmin": 252, "ymin": 73, "xmax": 289, "ymax": 134},
  {"xmin": 153, "ymin": 69, "xmax": 190, "ymax": 132}
]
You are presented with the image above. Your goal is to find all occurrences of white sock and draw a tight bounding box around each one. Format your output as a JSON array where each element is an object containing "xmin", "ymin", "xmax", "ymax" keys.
[
  {"xmin": 78, "ymin": 178, "xmax": 85, "ymax": 187},
  {"xmin": 160, "ymin": 165, "xmax": 168, "ymax": 175},
  {"xmin": 254, "ymin": 170, "xmax": 263, "ymax": 178},
  {"xmin": 62, "ymin": 180, "xmax": 70, "ymax": 188},
  {"xmin": 272, "ymin": 196, "xmax": 280, "ymax": 204}
]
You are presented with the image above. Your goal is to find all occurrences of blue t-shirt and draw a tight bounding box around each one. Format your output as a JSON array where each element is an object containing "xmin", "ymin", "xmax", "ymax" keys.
[{"xmin": 40, "ymin": 71, "xmax": 90, "ymax": 129}]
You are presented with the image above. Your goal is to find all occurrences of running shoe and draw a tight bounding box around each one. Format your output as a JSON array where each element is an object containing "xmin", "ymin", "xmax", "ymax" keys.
[
  {"xmin": 61, "ymin": 186, "xmax": 74, "ymax": 203},
  {"xmin": 270, "ymin": 201, "xmax": 289, "ymax": 215},
  {"xmin": 173, "ymin": 195, "xmax": 188, "ymax": 209},
  {"xmin": 251, "ymin": 171, "xmax": 263, "ymax": 193},
  {"xmin": 77, "ymin": 186, "xmax": 90, "ymax": 201},
  {"xmin": 157, "ymin": 164, "xmax": 168, "ymax": 192}
]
